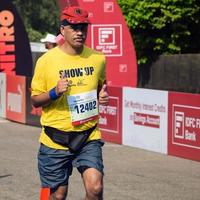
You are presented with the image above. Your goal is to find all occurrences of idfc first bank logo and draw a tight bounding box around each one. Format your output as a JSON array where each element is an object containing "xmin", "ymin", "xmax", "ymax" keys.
[
  {"xmin": 172, "ymin": 104, "xmax": 200, "ymax": 149},
  {"xmin": 91, "ymin": 24, "xmax": 122, "ymax": 57}
]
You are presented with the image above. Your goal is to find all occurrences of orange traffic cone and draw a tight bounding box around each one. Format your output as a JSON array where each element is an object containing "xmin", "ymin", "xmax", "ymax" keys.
[{"xmin": 40, "ymin": 188, "xmax": 50, "ymax": 200}]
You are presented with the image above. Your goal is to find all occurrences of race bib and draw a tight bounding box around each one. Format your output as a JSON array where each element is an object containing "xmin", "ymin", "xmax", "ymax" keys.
[{"xmin": 67, "ymin": 90, "xmax": 98, "ymax": 126}]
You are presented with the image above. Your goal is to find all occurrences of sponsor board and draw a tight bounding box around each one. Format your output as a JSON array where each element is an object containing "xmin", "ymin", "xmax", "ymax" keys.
[
  {"xmin": 6, "ymin": 75, "xmax": 26, "ymax": 123},
  {"xmin": 98, "ymin": 86, "xmax": 122, "ymax": 144},
  {"xmin": 169, "ymin": 92, "xmax": 200, "ymax": 161},
  {"xmin": 0, "ymin": 73, "xmax": 6, "ymax": 118},
  {"xmin": 123, "ymin": 88, "xmax": 168, "ymax": 154}
]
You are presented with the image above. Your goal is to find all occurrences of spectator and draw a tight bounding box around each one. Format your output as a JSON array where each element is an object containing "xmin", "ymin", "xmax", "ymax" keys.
[{"xmin": 40, "ymin": 33, "xmax": 57, "ymax": 50}]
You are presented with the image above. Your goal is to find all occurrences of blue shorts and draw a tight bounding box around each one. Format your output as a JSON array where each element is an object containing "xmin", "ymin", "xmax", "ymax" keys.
[{"xmin": 38, "ymin": 140, "xmax": 104, "ymax": 189}]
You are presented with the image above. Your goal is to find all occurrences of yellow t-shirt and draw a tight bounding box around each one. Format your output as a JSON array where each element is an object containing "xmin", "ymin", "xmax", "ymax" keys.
[{"xmin": 31, "ymin": 45, "xmax": 106, "ymax": 149}]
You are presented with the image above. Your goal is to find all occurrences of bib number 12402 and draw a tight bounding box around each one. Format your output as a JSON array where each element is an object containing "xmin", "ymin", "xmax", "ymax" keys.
[
  {"xmin": 67, "ymin": 90, "xmax": 98, "ymax": 126},
  {"xmin": 74, "ymin": 100, "xmax": 97, "ymax": 114}
]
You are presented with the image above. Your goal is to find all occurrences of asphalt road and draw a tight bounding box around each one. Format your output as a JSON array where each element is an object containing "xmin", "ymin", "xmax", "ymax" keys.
[{"xmin": 0, "ymin": 118, "xmax": 200, "ymax": 200}]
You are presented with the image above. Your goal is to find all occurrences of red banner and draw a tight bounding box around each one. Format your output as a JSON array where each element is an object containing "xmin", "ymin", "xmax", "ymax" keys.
[
  {"xmin": 98, "ymin": 86, "xmax": 122, "ymax": 144},
  {"xmin": 57, "ymin": 0, "xmax": 137, "ymax": 87},
  {"xmin": 133, "ymin": 112, "xmax": 160, "ymax": 129},
  {"xmin": 6, "ymin": 74, "xmax": 26, "ymax": 123},
  {"xmin": 168, "ymin": 92, "xmax": 200, "ymax": 161}
]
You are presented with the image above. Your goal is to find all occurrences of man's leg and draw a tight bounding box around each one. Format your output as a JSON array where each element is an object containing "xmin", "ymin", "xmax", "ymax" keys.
[
  {"xmin": 73, "ymin": 140, "xmax": 104, "ymax": 200},
  {"xmin": 38, "ymin": 144, "xmax": 73, "ymax": 200},
  {"xmin": 49, "ymin": 185, "xmax": 68, "ymax": 200},
  {"xmin": 40, "ymin": 186, "xmax": 68, "ymax": 200},
  {"xmin": 82, "ymin": 168, "xmax": 103, "ymax": 200}
]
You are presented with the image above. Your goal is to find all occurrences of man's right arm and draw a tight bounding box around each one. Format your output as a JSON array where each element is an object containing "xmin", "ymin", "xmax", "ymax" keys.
[
  {"xmin": 31, "ymin": 75, "xmax": 69, "ymax": 108},
  {"xmin": 31, "ymin": 92, "xmax": 52, "ymax": 108}
]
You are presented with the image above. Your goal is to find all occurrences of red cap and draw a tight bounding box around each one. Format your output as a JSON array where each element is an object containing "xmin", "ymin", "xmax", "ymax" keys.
[{"xmin": 60, "ymin": 6, "xmax": 90, "ymax": 24}]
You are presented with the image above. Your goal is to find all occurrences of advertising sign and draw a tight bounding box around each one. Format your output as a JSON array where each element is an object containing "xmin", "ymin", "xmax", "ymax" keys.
[
  {"xmin": 0, "ymin": 72, "xmax": 6, "ymax": 118},
  {"xmin": 123, "ymin": 88, "xmax": 168, "ymax": 154},
  {"xmin": 91, "ymin": 24, "xmax": 122, "ymax": 57},
  {"xmin": 6, "ymin": 74, "xmax": 26, "ymax": 123},
  {"xmin": 0, "ymin": 0, "xmax": 33, "ymax": 76},
  {"xmin": 168, "ymin": 92, "xmax": 200, "ymax": 161},
  {"xmin": 57, "ymin": 0, "xmax": 137, "ymax": 87},
  {"xmin": 26, "ymin": 77, "xmax": 41, "ymax": 127},
  {"xmin": 99, "ymin": 86, "xmax": 122, "ymax": 144}
]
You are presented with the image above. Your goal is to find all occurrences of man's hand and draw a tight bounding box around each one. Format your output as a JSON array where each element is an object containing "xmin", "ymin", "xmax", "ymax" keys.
[
  {"xmin": 99, "ymin": 84, "xmax": 109, "ymax": 105},
  {"xmin": 31, "ymin": 74, "xmax": 69, "ymax": 108},
  {"xmin": 55, "ymin": 74, "xmax": 69, "ymax": 96}
]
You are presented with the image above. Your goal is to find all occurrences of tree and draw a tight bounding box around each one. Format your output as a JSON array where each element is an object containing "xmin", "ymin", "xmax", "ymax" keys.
[
  {"xmin": 12, "ymin": 0, "xmax": 60, "ymax": 42},
  {"xmin": 117, "ymin": 0, "xmax": 200, "ymax": 66}
]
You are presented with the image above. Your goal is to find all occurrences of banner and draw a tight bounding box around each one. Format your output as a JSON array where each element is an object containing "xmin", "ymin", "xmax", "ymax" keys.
[
  {"xmin": 0, "ymin": 0, "xmax": 33, "ymax": 76},
  {"xmin": 6, "ymin": 74, "xmax": 26, "ymax": 123},
  {"xmin": 123, "ymin": 88, "xmax": 168, "ymax": 154},
  {"xmin": 57, "ymin": 0, "xmax": 137, "ymax": 87},
  {"xmin": 0, "ymin": 72, "xmax": 6, "ymax": 118},
  {"xmin": 168, "ymin": 92, "xmax": 200, "ymax": 161},
  {"xmin": 99, "ymin": 86, "xmax": 122, "ymax": 144}
]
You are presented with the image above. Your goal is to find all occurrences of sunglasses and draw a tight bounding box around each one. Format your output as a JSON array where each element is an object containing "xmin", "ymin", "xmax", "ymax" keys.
[
  {"xmin": 61, "ymin": 20, "xmax": 88, "ymax": 31},
  {"xmin": 68, "ymin": 24, "xmax": 88, "ymax": 31}
]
